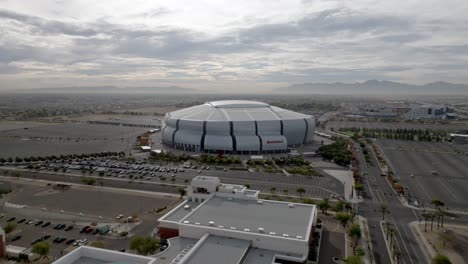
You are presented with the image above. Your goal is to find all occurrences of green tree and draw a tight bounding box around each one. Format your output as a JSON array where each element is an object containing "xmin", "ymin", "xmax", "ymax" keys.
[
  {"xmin": 431, "ymin": 199, "xmax": 445, "ymax": 208},
  {"xmin": 431, "ymin": 255, "xmax": 451, "ymax": 264},
  {"xmin": 354, "ymin": 183, "xmax": 364, "ymax": 193},
  {"xmin": 348, "ymin": 223, "xmax": 362, "ymax": 252},
  {"xmin": 130, "ymin": 236, "xmax": 160, "ymax": 256},
  {"xmin": 334, "ymin": 200, "xmax": 345, "ymax": 212},
  {"xmin": 178, "ymin": 187, "xmax": 187, "ymax": 198},
  {"xmin": 32, "ymin": 241, "xmax": 50, "ymax": 260},
  {"xmin": 318, "ymin": 198, "xmax": 330, "ymax": 214},
  {"xmin": 4, "ymin": 222, "xmax": 17, "ymax": 234},
  {"xmin": 296, "ymin": 187, "xmax": 306, "ymax": 196},
  {"xmin": 335, "ymin": 212, "xmax": 352, "ymax": 228},
  {"xmin": 81, "ymin": 177, "xmax": 96, "ymax": 185}
]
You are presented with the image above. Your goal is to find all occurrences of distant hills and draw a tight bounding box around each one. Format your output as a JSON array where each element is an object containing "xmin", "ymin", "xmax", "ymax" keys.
[
  {"xmin": 273, "ymin": 80, "xmax": 468, "ymax": 94},
  {"xmin": 13, "ymin": 85, "xmax": 196, "ymax": 94}
]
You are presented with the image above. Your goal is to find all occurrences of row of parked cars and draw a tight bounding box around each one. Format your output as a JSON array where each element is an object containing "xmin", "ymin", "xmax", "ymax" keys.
[
  {"xmin": 6, "ymin": 216, "xmax": 73, "ymax": 231},
  {"xmin": 30, "ymin": 235, "xmax": 86, "ymax": 246}
]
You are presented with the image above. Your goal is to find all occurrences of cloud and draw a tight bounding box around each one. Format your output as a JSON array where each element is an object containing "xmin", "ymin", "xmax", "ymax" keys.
[{"xmin": 0, "ymin": 1, "xmax": 468, "ymax": 90}]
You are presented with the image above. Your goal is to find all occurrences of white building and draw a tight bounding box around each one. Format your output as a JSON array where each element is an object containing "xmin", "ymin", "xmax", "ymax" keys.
[
  {"xmin": 53, "ymin": 176, "xmax": 318, "ymax": 264},
  {"xmin": 405, "ymin": 105, "xmax": 454, "ymax": 120},
  {"xmin": 161, "ymin": 100, "xmax": 315, "ymax": 154}
]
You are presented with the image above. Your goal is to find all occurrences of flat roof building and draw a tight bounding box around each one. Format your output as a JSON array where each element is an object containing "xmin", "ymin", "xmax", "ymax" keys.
[{"xmin": 53, "ymin": 176, "xmax": 318, "ymax": 264}]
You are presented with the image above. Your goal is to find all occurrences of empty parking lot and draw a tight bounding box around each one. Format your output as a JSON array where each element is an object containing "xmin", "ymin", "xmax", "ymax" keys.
[{"xmin": 376, "ymin": 139, "xmax": 468, "ymax": 210}]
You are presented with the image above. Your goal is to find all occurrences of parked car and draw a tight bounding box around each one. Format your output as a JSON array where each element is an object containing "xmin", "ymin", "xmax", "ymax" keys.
[
  {"xmin": 27, "ymin": 219, "xmax": 38, "ymax": 225},
  {"xmin": 65, "ymin": 225, "xmax": 73, "ymax": 231},
  {"xmin": 35, "ymin": 220, "xmax": 44, "ymax": 226},
  {"xmin": 17, "ymin": 218, "xmax": 26, "ymax": 224},
  {"xmin": 7, "ymin": 217, "xmax": 16, "ymax": 222},
  {"xmin": 42, "ymin": 221, "xmax": 51, "ymax": 227},
  {"xmin": 66, "ymin": 239, "xmax": 75, "ymax": 245},
  {"xmin": 80, "ymin": 226, "xmax": 90, "ymax": 233},
  {"xmin": 11, "ymin": 235, "xmax": 22, "ymax": 242},
  {"xmin": 53, "ymin": 237, "xmax": 67, "ymax": 243}
]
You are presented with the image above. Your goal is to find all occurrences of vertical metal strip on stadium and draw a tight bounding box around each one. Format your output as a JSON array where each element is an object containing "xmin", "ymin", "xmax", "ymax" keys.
[
  {"xmin": 172, "ymin": 119, "xmax": 180, "ymax": 148},
  {"xmin": 303, "ymin": 118, "xmax": 309, "ymax": 145},
  {"xmin": 200, "ymin": 121, "xmax": 207, "ymax": 151},
  {"xmin": 229, "ymin": 121, "xmax": 237, "ymax": 152},
  {"xmin": 254, "ymin": 121, "xmax": 262, "ymax": 152}
]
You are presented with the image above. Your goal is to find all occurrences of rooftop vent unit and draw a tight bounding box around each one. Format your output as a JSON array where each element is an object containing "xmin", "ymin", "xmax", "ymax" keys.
[
  {"xmin": 258, "ymin": 227, "xmax": 264, "ymax": 233},
  {"xmin": 296, "ymin": 235, "xmax": 303, "ymax": 239},
  {"xmin": 244, "ymin": 228, "xmax": 250, "ymax": 232},
  {"xmin": 183, "ymin": 221, "xmax": 190, "ymax": 224},
  {"xmin": 209, "ymin": 221, "xmax": 215, "ymax": 226},
  {"xmin": 283, "ymin": 234, "xmax": 289, "ymax": 237},
  {"xmin": 257, "ymin": 201, "xmax": 263, "ymax": 205},
  {"xmin": 269, "ymin": 232, "xmax": 276, "ymax": 236},
  {"xmin": 288, "ymin": 203, "xmax": 295, "ymax": 208}
]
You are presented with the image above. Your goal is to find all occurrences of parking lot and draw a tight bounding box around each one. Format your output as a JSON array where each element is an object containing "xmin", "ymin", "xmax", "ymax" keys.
[
  {"xmin": 328, "ymin": 121, "xmax": 468, "ymax": 132},
  {"xmin": 375, "ymin": 139, "xmax": 468, "ymax": 210},
  {"xmin": 19, "ymin": 157, "xmax": 344, "ymax": 198},
  {"xmin": 0, "ymin": 181, "xmax": 178, "ymax": 259},
  {"xmin": 0, "ymin": 122, "xmax": 148, "ymax": 158}
]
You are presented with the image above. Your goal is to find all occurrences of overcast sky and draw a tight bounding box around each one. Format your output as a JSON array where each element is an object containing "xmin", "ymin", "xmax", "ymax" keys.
[{"xmin": 1, "ymin": 0, "xmax": 468, "ymax": 92}]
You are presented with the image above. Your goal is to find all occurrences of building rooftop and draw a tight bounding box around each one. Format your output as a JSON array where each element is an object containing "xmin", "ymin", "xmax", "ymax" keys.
[
  {"xmin": 153, "ymin": 237, "xmax": 198, "ymax": 264},
  {"xmin": 161, "ymin": 200, "xmax": 200, "ymax": 223},
  {"xmin": 181, "ymin": 196, "xmax": 315, "ymax": 240},
  {"xmin": 52, "ymin": 246, "xmax": 157, "ymax": 264},
  {"xmin": 166, "ymin": 100, "xmax": 310, "ymax": 122},
  {"xmin": 184, "ymin": 235, "xmax": 251, "ymax": 264}
]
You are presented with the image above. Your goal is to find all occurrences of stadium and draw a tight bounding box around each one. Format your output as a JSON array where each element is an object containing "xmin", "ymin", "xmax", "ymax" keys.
[{"xmin": 161, "ymin": 100, "xmax": 315, "ymax": 154}]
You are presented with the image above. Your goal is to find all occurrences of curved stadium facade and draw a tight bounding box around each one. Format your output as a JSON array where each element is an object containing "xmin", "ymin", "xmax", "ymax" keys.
[{"xmin": 161, "ymin": 100, "xmax": 315, "ymax": 154}]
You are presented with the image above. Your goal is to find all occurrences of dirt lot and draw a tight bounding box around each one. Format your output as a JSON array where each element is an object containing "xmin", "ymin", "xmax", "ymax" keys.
[{"xmin": 414, "ymin": 223, "xmax": 468, "ymax": 264}]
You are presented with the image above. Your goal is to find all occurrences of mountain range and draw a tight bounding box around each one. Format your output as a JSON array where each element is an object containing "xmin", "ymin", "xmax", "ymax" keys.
[
  {"xmin": 13, "ymin": 86, "xmax": 195, "ymax": 94},
  {"xmin": 273, "ymin": 80, "xmax": 468, "ymax": 94}
]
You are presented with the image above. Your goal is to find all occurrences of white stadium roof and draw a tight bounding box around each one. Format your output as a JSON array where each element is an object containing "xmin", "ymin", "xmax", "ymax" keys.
[{"xmin": 166, "ymin": 100, "xmax": 310, "ymax": 122}]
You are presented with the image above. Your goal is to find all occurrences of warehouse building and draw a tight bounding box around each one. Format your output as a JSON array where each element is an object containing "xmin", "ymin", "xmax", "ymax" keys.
[
  {"xmin": 161, "ymin": 100, "xmax": 315, "ymax": 154},
  {"xmin": 53, "ymin": 176, "xmax": 318, "ymax": 264}
]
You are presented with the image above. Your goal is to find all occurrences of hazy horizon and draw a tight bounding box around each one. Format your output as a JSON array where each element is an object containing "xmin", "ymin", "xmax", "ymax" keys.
[{"xmin": 1, "ymin": 0, "xmax": 468, "ymax": 92}]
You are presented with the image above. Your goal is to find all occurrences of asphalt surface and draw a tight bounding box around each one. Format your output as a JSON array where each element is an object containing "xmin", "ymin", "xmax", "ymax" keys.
[
  {"xmin": 354, "ymin": 140, "xmax": 427, "ymax": 264},
  {"xmin": 1, "ymin": 161, "xmax": 343, "ymax": 199},
  {"xmin": 375, "ymin": 139, "xmax": 468, "ymax": 210},
  {"xmin": 0, "ymin": 180, "xmax": 178, "ymax": 259}
]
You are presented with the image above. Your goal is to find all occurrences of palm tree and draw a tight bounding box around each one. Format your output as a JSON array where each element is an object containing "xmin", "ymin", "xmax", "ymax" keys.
[
  {"xmin": 432, "ymin": 199, "xmax": 445, "ymax": 229},
  {"xmin": 296, "ymin": 187, "xmax": 306, "ymax": 196}
]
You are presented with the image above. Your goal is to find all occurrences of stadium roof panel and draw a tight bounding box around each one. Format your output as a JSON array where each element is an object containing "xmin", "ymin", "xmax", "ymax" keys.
[{"xmin": 167, "ymin": 100, "xmax": 310, "ymax": 122}]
